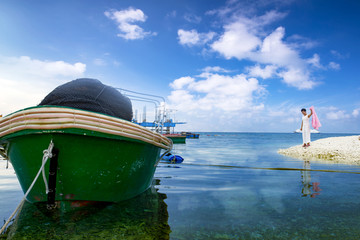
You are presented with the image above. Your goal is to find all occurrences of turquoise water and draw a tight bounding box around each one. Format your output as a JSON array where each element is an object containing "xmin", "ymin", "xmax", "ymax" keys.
[{"xmin": 1, "ymin": 133, "xmax": 360, "ymax": 239}]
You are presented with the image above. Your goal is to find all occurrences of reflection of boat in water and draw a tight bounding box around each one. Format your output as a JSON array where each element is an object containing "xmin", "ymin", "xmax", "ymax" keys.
[
  {"xmin": 6, "ymin": 179, "xmax": 170, "ymax": 239},
  {"xmin": 294, "ymin": 129, "xmax": 320, "ymax": 133},
  {"xmin": 0, "ymin": 79, "xmax": 172, "ymax": 204}
]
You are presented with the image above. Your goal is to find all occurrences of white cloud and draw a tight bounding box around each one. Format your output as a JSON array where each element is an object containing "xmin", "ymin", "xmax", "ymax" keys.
[
  {"xmin": 307, "ymin": 54, "xmax": 323, "ymax": 69},
  {"xmin": 202, "ymin": 66, "xmax": 231, "ymax": 73},
  {"xmin": 287, "ymin": 34, "xmax": 318, "ymax": 49},
  {"xmin": 258, "ymin": 27, "xmax": 302, "ymax": 66},
  {"xmin": 166, "ymin": 10, "xmax": 177, "ymax": 18},
  {"xmin": 254, "ymin": 10, "xmax": 288, "ymax": 26},
  {"xmin": 178, "ymin": 29, "xmax": 200, "ymax": 46},
  {"xmin": 113, "ymin": 60, "xmax": 121, "ymax": 67},
  {"xmin": 0, "ymin": 56, "xmax": 85, "ymax": 78},
  {"xmin": 352, "ymin": 108, "xmax": 360, "ymax": 118},
  {"xmin": 277, "ymin": 67, "xmax": 316, "ymax": 90},
  {"xmin": 0, "ymin": 56, "xmax": 86, "ymax": 115},
  {"xmin": 211, "ymin": 20, "xmax": 261, "ymax": 59},
  {"xmin": 167, "ymin": 71, "xmax": 268, "ymax": 132},
  {"xmin": 104, "ymin": 8, "xmax": 156, "ymax": 40},
  {"xmin": 326, "ymin": 110, "xmax": 350, "ymax": 120},
  {"xmin": 247, "ymin": 64, "xmax": 277, "ymax": 79},
  {"xmin": 168, "ymin": 71, "xmax": 266, "ymax": 114},
  {"xmin": 330, "ymin": 50, "xmax": 349, "ymax": 59},
  {"xmin": 169, "ymin": 76, "xmax": 195, "ymax": 90},
  {"xmin": 184, "ymin": 13, "xmax": 201, "ymax": 24},
  {"xmin": 178, "ymin": 29, "xmax": 216, "ymax": 46},
  {"xmin": 197, "ymin": 66, "xmax": 233, "ymax": 79},
  {"xmin": 93, "ymin": 58, "xmax": 106, "ymax": 66},
  {"xmin": 210, "ymin": 14, "xmax": 318, "ymax": 90},
  {"xmin": 328, "ymin": 61, "xmax": 340, "ymax": 70}
]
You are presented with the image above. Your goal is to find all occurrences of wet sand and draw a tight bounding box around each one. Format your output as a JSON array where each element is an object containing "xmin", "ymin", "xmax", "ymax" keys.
[{"xmin": 278, "ymin": 135, "xmax": 360, "ymax": 165}]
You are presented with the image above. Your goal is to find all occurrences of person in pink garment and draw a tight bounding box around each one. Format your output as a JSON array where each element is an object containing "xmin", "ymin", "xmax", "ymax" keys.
[
  {"xmin": 309, "ymin": 106, "xmax": 321, "ymax": 130},
  {"xmin": 300, "ymin": 108, "xmax": 313, "ymax": 147}
]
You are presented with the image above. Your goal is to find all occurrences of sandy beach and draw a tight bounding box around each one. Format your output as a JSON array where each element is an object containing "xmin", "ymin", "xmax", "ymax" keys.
[{"xmin": 278, "ymin": 135, "xmax": 360, "ymax": 165}]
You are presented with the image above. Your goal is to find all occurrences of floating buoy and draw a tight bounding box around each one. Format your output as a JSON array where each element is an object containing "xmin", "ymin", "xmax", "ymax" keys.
[{"xmin": 161, "ymin": 153, "xmax": 184, "ymax": 164}]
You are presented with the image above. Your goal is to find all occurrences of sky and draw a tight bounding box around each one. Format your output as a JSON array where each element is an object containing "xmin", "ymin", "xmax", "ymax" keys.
[{"xmin": 0, "ymin": 0, "xmax": 359, "ymax": 133}]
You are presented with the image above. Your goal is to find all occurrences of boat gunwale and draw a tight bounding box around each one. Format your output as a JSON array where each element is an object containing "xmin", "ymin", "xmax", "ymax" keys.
[
  {"xmin": 0, "ymin": 113, "xmax": 164, "ymax": 144},
  {"xmin": 0, "ymin": 106, "xmax": 172, "ymax": 150}
]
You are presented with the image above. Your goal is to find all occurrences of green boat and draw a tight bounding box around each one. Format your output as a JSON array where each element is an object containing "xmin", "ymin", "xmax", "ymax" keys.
[
  {"xmin": 163, "ymin": 134, "xmax": 186, "ymax": 144},
  {"xmin": 0, "ymin": 106, "xmax": 172, "ymax": 204}
]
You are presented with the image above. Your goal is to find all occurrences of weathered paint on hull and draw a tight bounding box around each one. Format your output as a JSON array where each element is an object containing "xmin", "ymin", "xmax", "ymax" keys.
[{"xmin": 7, "ymin": 131, "xmax": 160, "ymax": 203}]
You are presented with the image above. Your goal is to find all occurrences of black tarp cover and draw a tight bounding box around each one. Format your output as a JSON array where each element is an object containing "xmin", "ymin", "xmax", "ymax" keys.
[{"xmin": 39, "ymin": 78, "xmax": 133, "ymax": 121}]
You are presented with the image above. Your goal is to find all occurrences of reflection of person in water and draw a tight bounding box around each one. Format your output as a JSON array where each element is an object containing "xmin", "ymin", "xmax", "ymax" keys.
[{"xmin": 301, "ymin": 161, "xmax": 321, "ymax": 198}]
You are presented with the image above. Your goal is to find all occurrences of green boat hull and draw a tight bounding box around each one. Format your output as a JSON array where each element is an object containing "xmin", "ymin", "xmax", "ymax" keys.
[
  {"xmin": 165, "ymin": 136, "xmax": 186, "ymax": 144},
  {"xmin": 5, "ymin": 130, "xmax": 161, "ymax": 203}
]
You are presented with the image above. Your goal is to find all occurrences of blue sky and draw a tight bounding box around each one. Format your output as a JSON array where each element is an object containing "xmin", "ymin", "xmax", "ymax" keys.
[{"xmin": 0, "ymin": 0, "xmax": 359, "ymax": 133}]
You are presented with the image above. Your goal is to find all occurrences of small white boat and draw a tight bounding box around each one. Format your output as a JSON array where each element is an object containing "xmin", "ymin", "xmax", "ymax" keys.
[{"xmin": 294, "ymin": 129, "xmax": 320, "ymax": 133}]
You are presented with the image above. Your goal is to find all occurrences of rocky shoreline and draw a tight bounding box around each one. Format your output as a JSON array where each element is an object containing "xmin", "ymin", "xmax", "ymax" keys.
[{"xmin": 278, "ymin": 135, "xmax": 360, "ymax": 165}]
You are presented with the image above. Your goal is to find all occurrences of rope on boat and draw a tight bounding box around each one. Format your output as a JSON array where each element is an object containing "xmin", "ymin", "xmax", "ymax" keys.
[
  {"xmin": 0, "ymin": 199, "xmax": 25, "ymax": 235},
  {"xmin": 0, "ymin": 140, "xmax": 53, "ymax": 235},
  {"xmin": 0, "ymin": 146, "xmax": 9, "ymax": 168},
  {"xmin": 154, "ymin": 138, "xmax": 174, "ymax": 167},
  {"xmin": 154, "ymin": 150, "xmax": 171, "ymax": 167},
  {"xmin": 42, "ymin": 141, "xmax": 54, "ymax": 194},
  {"xmin": 0, "ymin": 147, "xmax": 8, "ymax": 161}
]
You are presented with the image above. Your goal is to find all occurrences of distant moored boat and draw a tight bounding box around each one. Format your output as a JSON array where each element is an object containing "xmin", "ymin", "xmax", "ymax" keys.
[
  {"xmin": 181, "ymin": 132, "xmax": 200, "ymax": 139},
  {"xmin": 163, "ymin": 133, "xmax": 186, "ymax": 144},
  {"xmin": 294, "ymin": 129, "xmax": 320, "ymax": 133}
]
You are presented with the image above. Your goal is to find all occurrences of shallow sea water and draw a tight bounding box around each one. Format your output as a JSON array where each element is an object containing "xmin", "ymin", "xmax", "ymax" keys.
[{"xmin": 1, "ymin": 133, "xmax": 360, "ymax": 239}]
